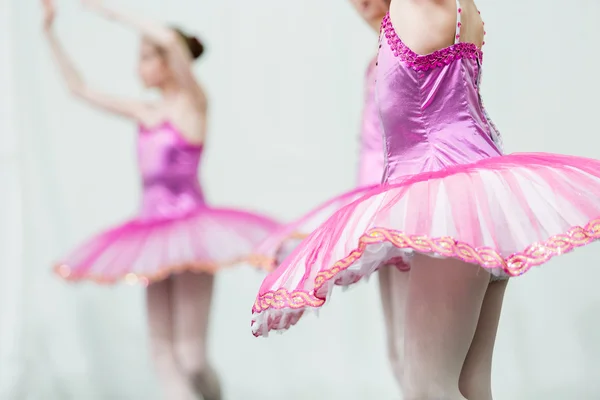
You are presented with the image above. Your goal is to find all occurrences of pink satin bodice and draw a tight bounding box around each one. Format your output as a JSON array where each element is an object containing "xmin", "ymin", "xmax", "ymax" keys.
[
  {"xmin": 377, "ymin": 14, "xmax": 501, "ymax": 183},
  {"xmin": 357, "ymin": 58, "xmax": 385, "ymax": 186},
  {"xmin": 137, "ymin": 121, "xmax": 205, "ymax": 219}
]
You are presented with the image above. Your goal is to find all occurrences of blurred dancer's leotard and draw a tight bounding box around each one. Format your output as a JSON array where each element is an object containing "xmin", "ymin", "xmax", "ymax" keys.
[{"xmin": 56, "ymin": 121, "xmax": 279, "ymax": 284}]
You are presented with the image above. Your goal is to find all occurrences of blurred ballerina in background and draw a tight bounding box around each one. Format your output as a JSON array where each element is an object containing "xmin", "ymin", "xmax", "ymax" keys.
[{"xmin": 41, "ymin": 0, "xmax": 279, "ymax": 399}]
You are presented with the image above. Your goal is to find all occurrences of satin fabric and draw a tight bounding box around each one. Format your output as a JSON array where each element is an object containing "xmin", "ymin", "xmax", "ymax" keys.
[
  {"xmin": 357, "ymin": 58, "xmax": 385, "ymax": 186},
  {"xmin": 137, "ymin": 121, "xmax": 206, "ymax": 219},
  {"xmin": 377, "ymin": 45, "xmax": 501, "ymax": 181}
]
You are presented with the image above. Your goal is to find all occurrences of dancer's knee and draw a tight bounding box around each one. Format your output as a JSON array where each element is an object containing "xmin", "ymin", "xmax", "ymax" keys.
[
  {"xmin": 149, "ymin": 338, "xmax": 176, "ymax": 365},
  {"xmin": 175, "ymin": 341, "xmax": 222, "ymax": 400},
  {"xmin": 403, "ymin": 396, "xmax": 466, "ymax": 400},
  {"xmin": 402, "ymin": 386, "xmax": 467, "ymax": 400},
  {"xmin": 174, "ymin": 340, "xmax": 208, "ymax": 377},
  {"xmin": 386, "ymin": 337, "xmax": 405, "ymax": 381},
  {"xmin": 402, "ymin": 368, "xmax": 466, "ymax": 400},
  {"xmin": 458, "ymin": 371, "xmax": 493, "ymax": 400}
]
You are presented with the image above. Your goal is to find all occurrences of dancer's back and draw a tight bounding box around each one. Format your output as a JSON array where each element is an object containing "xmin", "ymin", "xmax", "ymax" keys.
[
  {"xmin": 379, "ymin": 0, "xmax": 499, "ymax": 179},
  {"xmin": 391, "ymin": 0, "xmax": 483, "ymax": 55}
]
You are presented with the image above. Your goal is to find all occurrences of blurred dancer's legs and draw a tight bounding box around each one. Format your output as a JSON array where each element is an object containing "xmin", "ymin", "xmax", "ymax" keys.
[
  {"xmin": 173, "ymin": 272, "xmax": 222, "ymax": 400},
  {"xmin": 147, "ymin": 279, "xmax": 197, "ymax": 400}
]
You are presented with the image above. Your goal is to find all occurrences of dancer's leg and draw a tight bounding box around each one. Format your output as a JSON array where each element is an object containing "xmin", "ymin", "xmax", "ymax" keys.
[
  {"xmin": 402, "ymin": 254, "xmax": 490, "ymax": 400},
  {"xmin": 172, "ymin": 272, "xmax": 222, "ymax": 400},
  {"xmin": 378, "ymin": 265, "xmax": 409, "ymax": 387},
  {"xmin": 146, "ymin": 279, "xmax": 197, "ymax": 400},
  {"xmin": 459, "ymin": 280, "xmax": 508, "ymax": 400}
]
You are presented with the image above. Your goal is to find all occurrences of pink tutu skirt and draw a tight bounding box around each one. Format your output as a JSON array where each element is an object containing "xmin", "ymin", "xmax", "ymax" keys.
[
  {"xmin": 252, "ymin": 153, "xmax": 600, "ymax": 336},
  {"xmin": 55, "ymin": 206, "xmax": 280, "ymax": 285}
]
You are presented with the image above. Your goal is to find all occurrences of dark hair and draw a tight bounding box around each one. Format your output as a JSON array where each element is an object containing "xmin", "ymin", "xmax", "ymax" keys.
[{"xmin": 172, "ymin": 27, "xmax": 204, "ymax": 60}]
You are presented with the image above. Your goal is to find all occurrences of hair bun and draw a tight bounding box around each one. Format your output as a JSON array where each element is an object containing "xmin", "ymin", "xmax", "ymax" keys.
[
  {"xmin": 171, "ymin": 27, "xmax": 204, "ymax": 60},
  {"xmin": 186, "ymin": 36, "xmax": 204, "ymax": 60}
]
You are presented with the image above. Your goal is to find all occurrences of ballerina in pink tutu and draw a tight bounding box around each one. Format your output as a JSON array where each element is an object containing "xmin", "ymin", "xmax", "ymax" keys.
[
  {"xmin": 42, "ymin": 0, "xmax": 278, "ymax": 398},
  {"xmin": 250, "ymin": 0, "xmax": 504, "ymax": 393},
  {"xmin": 253, "ymin": 0, "xmax": 600, "ymax": 398}
]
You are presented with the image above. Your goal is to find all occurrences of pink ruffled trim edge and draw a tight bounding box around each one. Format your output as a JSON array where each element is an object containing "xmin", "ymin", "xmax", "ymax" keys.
[
  {"xmin": 253, "ymin": 218, "xmax": 600, "ymax": 315},
  {"xmin": 55, "ymin": 256, "xmax": 273, "ymax": 286}
]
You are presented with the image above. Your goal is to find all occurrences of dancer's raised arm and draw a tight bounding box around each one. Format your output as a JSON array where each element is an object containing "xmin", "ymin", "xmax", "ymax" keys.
[
  {"xmin": 83, "ymin": 0, "xmax": 206, "ymax": 111},
  {"xmin": 42, "ymin": 0, "xmax": 148, "ymax": 119}
]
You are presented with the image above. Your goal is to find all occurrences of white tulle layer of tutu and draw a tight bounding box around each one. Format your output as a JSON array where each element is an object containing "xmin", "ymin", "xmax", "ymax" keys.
[
  {"xmin": 251, "ymin": 240, "xmax": 508, "ymax": 336},
  {"xmin": 55, "ymin": 206, "xmax": 280, "ymax": 285},
  {"xmin": 251, "ymin": 153, "xmax": 600, "ymax": 335}
]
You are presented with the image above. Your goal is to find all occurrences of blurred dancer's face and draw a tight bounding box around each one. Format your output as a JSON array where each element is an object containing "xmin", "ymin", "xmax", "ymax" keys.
[
  {"xmin": 138, "ymin": 38, "xmax": 170, "ymax": 88},
  {"xmin": 350, "ymin": 0, "xmax": 389, "ymax": 23}
]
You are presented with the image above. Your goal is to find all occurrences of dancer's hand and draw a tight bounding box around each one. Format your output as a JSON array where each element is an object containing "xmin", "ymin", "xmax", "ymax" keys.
[
  {"xmin": 41, "ymin": 0, "xmax": 55, "ymax": 31},
  {"xmin": 81, "ymin": 0, "xmax": 102, "ymax": 10},
  {"xmin": 81, "ymin": 0, "xmax": 116, "ymax": 19}
]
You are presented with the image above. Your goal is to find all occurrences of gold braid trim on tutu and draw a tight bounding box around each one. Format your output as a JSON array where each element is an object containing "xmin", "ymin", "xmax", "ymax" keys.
[
  {"xmin": 253, "ymin": 218, "xmax": 600, "ymax": 313},
  {"xmin": 54, "ymin": 255, "xmax": 274, "ymax": 287}
]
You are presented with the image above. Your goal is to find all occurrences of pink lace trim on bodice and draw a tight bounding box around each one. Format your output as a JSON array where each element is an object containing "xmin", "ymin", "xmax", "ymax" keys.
[{"xmin": 380, "ymin": 13, "xmax": 483, "ymax": 71}]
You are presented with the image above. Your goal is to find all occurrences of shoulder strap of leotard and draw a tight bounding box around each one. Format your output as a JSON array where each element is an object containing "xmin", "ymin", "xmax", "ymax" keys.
[
  {"xmin": 456, "ymin": 1, "xmax": 487, "ymax": 47},
  {"xmin": 455, "ymin": 0, "xmax": 462, "ymax": 43},
  {"xmin": 454, "ymin": 1, "xmax": 496, "ymax": 149}
]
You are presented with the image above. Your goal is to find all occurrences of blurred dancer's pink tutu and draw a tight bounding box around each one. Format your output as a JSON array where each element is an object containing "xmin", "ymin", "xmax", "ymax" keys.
[
  {"xmin": 55, "ymin": 121, "xmax": 279, "ymax": 285},
  {"xmin": 251, "ymin": 13, "xmax": 600, "ymax": 336}
]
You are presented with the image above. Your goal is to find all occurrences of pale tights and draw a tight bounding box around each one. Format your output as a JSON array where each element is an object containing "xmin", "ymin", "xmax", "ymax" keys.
[
  {"xmin": 392, "ymin": 254, "xmax": 507, "ymax": 400},
  {"xmin": 384, "ymin": 0, "xmax": 506, "ymax": 397},
  {"xmin": 146, "ymin": 272, "xmax": 222, "ymax": 400},
  {"xmin": 379, "ymin": 265, "xmax": 409, "ymax": 386}
]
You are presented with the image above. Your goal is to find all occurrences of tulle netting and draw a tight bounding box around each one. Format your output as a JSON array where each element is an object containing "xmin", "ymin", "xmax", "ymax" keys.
[
  {"xmin": 252, "ymin": 153, "xmax": 600, "ymax": 335},
  {"xmin": 55, "ymin": 206, "xmax": 279, "ymax": 285}
]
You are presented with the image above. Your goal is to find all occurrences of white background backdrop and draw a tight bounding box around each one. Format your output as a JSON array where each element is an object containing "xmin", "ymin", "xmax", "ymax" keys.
[{"xmin": 2, "ymin": 0, "xmax": 600, "ymax": 399}]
